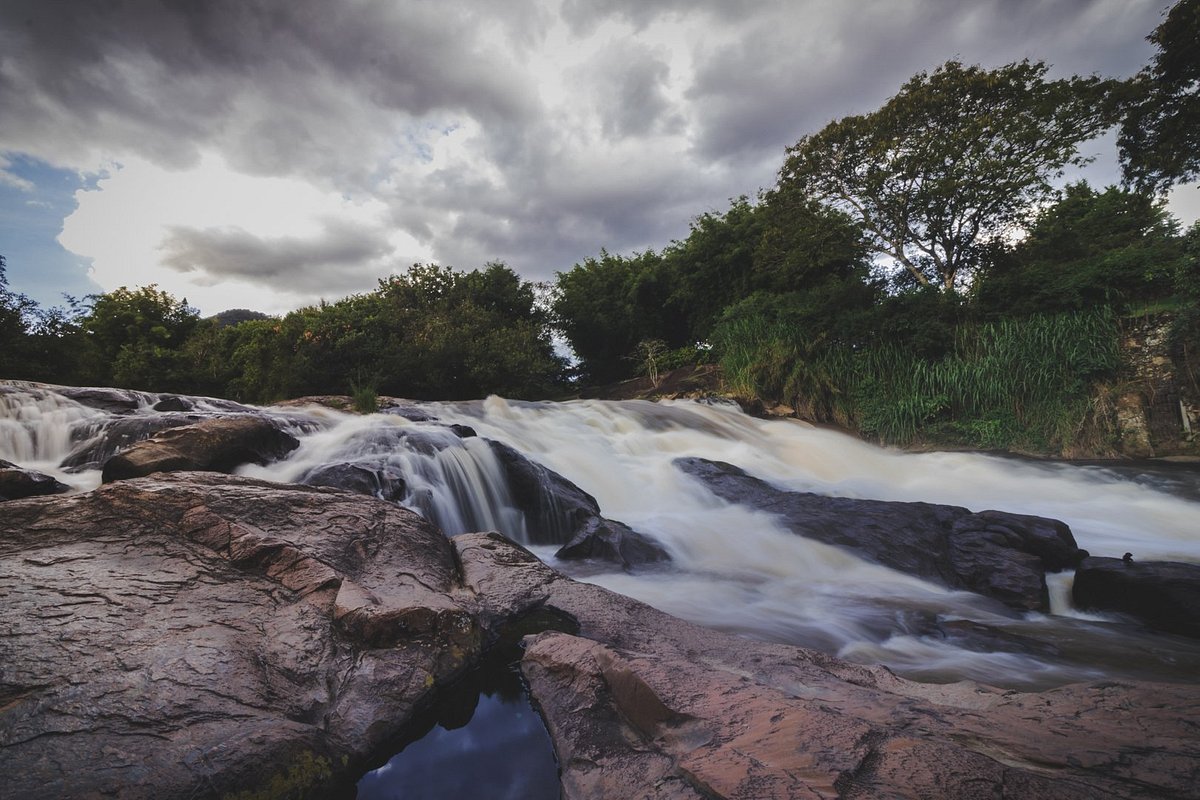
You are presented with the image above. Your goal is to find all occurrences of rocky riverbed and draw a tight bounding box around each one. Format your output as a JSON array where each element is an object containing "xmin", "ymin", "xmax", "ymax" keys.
[
  {"xmin": 3, "ymin": 381, "xmax": 1200, "ymax": 798},
  {"xmin": 0, "ymin": 471, "xmax": 1197, "ymax": 799}
]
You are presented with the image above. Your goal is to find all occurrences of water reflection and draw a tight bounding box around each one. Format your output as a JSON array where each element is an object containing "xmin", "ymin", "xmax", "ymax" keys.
[{"xmin": 352, "ymin": 641, "xmax": 560, "ymax": 800}]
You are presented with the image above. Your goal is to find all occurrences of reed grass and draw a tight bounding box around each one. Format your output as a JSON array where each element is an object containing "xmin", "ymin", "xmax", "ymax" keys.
[{"xmin": 715, "ymin": 308, "xmax": 1122, "ymax": 452}]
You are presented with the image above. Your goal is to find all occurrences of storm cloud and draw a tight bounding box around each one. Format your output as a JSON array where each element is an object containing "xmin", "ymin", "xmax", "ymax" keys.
[{"xmin": 0, "ymin": 0, "xmax": 1174, "ymax": 312}]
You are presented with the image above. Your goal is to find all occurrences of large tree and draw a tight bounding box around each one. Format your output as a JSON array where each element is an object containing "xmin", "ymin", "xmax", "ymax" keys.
[
  {"xmin": 1119, "ymin": 0, "xmax": 1200, "ymax": 193},
  {"xmin": 778, "ymin": 60, "xmax": 1113, "ymax": 292}
]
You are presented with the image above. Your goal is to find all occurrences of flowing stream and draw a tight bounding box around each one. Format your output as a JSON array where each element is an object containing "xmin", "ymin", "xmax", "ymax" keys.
[{"xmin": 4, "ymin": 383, "xmax": 1200, "ymax": 691}]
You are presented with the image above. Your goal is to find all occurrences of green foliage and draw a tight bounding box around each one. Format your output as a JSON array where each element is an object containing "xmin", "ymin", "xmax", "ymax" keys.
[
  {"xmin": 974, "ymin": 182, "xmax": 1186, "ymax": 317},
  {"xmin": 349, "ymin": 375, "xmax": 379, "ymax": 414},
  {"xmin": 1119, "ymin": 0, "xmax": 1200, "ymax": 192},
  {"xmin": 717, "ymin": 303, "xmax": 1122, "ymax": 453},
  {"xmin": 780, "ymin": 60, "xmax": 1115, "ymax": 291},
  {"xmin": 78, "ymin": 285, "xmax": 201, "ymax": 391},
  {"xmin": 552, "ymin": 249, "xmax": 687, "ymax": 384}
]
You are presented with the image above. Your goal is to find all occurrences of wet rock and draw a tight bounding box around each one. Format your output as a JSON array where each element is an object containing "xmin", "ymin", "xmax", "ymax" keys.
[
  {"xmin": 59, "ymin": 413, "xmax": 202, "ymax": 471},
  {"xmin": 448, "ymin": 423, "xmax": 477, "ymax": 438},
  {"xmin": 555, "ymin": 517, "xmax": 671, "ymax": 570},
  {"xmin": 101, "ymin": 416, "xmax": 299, "ymax": 482},
  {"xmin": 488, "ymin": 440, "xmax": 669, "ymax": 566},
  {"xmin": 447, "ymin": 532, "xmax": 1200, "ymax": 800},
  {"xmin": 152, "ymin": 395, "xmax": 193, "ymax": 412},
  {"xmin": 380, "ymin": 402, "xmax": 438, "ymax": 422},
  {"xmin": 300, "ymin": 461, "xmax": 407, "ymax": 502},
  {"xmin": 0, "ymin": 473, "xmax": 479, "ymax": 800},
  {"xmin": 55, "ymin": 385, "xmax": 146, "ymax": 414},
  {"xmin": 487, "ymin": 440, "xmax": 604, "ymax": 543},
  {"xmin": 0, "ymin": 459, "xmax": 70, "ymax": 500},
  {"xmin": 1074, "ymin": 556, "xmax": 1200, "ymax": 639},
  {"xmin": 676, "ymin": 457, "xmax": 1083, "ymax": 612}
]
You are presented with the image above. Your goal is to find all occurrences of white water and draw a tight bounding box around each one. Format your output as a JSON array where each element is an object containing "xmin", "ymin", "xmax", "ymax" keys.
[{"xmin": 4, "ymin": 383, "xmax": 1199, "ymax": 688}]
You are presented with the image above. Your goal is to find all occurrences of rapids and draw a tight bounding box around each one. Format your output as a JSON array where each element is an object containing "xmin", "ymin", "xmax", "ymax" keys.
[{"xmin": 3, "ymin": 382, "xmax": 1199, "ymax": 690}]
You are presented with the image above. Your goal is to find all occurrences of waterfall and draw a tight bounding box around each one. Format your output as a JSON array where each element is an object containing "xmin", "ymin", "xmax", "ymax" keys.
[{"xmin": 4, "ymin": 381, "xmax": 1199, "ymax": 689}]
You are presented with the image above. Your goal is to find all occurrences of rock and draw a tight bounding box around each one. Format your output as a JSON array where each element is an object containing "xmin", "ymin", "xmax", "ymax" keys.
[
  {"xmin": 0, "ymin": 473, "xmax": 480, "ymax": 800},
  {"xmin": 554, "ymin": 517, "xmax": 671, "ymax": 570},
  {"xmin": 1073, "ymin": 556, "xmax": 1200, "ymax": 639},
  {"xmin": 300, "ymin": 461, "xmax": 407, "ymax": 502},
  {"xmin": 0, "ymin": 459, "xmax": 70, "ymax": 500},
  {"xmin": 152, "ymin": 395, "xmax": 193, "ymax": 412},
  {"xmin": 447, "ymin": 532, "xmax": 1200, "ymax": 800},
  {"xmin": 487, "ymin": 440, "xmax": 604, "ymax": 543},
  {"xmin": 676, "ymin": 457, "xmax": 1083, "ymax": 612},
  {"xmin": 488, "ymin": 439, "xmax": 669, "ymax": 566},
  {"xmin": 55, "ymin": 385, "xmax": 147, "ymax": 414},
  {"xmin": 59, "ymin": 412, "xmax": 203, "ymax": 471},
  {"xmin": 448, "ymin": 423, "xmax": 477, "ymax": 438},
  {"xmin": 100, "ymin": 416, "xmax": 300, "ymax": 482},
  {"xmin": 1, "ymin": 485, "xmax": 1197, "ymax": 799}
]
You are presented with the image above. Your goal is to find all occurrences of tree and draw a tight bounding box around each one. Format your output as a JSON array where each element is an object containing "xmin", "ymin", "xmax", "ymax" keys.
[
  {"xmin": 973, "ymin": 182, "xmax": 1186, "ymax": 316},
  {"xmin": 779, "ymin": 60, "xmax": 1113, "ymax": 292},
  {"xmin": 80, "ymin": 285, "xmax": 201, "ymax": 390},
  {"xmin": 1119, "ymin": 0, "xmax": 1200, "ymax": 192}
]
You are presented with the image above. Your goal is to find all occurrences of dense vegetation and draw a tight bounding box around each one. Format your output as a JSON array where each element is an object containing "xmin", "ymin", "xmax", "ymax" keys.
[{"xmin": 2, "ymin": 1, "xmax": 1197, "ymax": 453}]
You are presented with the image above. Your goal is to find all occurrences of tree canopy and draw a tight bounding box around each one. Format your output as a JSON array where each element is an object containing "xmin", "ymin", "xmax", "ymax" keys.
[
  {"xmin": 1119, "ymin": 0, "xmax": 1200, "ymax": 192},
  {"xmin": 778, "ymin": 60, "xmax": 1114, "ymax": 292}
]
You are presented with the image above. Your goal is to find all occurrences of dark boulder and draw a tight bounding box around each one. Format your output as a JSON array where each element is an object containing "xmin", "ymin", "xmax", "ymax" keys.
[
  {"xmin": 487, "ymin": 440, "xmax": 602, "ymax": 543},
  {"xmin": 1073, "ymin": 556, "xmax": 1200, "ymax": 639},
  {"xmin": 675, "ymin": 457, "xmax": 1083, "ymax": 612},
  {"xmin": 152, "ymin": 395, "xmax": 194, "ymax": 412},
  {"xmin": 300, "ymin": 461, "xmax": 407, "ymax": 502},
  {"xmin": 101, "ymin": 416, "xmax": 299, "ymax": 482},
  {"xmin": 487, "ymin": 439, "xmax": 669, "ymax": 567},
  {"xmin": 0, "ymin": 460, "xmax": 70, "ymax": 500},
  {"xmin": 554, "ymin": 517, "xmax": 670, "ymax": 571}
]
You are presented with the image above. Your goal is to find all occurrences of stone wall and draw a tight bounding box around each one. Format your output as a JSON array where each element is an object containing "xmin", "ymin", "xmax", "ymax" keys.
[{"xmin": 1117, "ymin": 314, "xmax": 1198, "ymax": 458}]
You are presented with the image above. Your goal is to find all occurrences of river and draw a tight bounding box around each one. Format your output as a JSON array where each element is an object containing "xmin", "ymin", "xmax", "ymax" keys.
[{"xmin": 4, "ymin": 383, "xmax": 1199, "ymax": 690}]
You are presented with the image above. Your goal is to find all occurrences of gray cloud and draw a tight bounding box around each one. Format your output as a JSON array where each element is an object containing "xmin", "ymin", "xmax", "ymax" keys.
[
  {"xmin": 0, "ymin": 0, "xmax": 1175, "ymax": 309},
  {"xmin": 158, "ymin": 218, "xmax": 393, "ymax": 295}
]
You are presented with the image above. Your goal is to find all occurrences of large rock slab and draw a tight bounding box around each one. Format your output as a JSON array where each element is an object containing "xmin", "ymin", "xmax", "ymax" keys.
[
  {"xmin": 454, "ymin": 532, "xmax": 1200, "ymax": 800},
  {"xmin": 0, "ymin": 473, "xmax": 479, "ymax": 799},
  {"xmin": 1074, "ymin": 556, "xmax": 1200, "ymax": 639},
  {"xmin": 676, "ymin": 457, "xmax": 1083, "ymax": 612},
  {"xmin": 101, "ymin": 415, "xmax": 300, "ymax": 482}
]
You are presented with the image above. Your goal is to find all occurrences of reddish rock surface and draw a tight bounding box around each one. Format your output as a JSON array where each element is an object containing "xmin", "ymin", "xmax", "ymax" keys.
[
  {"xmin": 1, "ymin": 479, "xmax": 1197, "ymax": 799},
  {"xmin": 455, "ymin": 531, "xmax": 1200, "ymax": 800},
  {"xmin": 0, "ymin": 474, "xmax": 480, "ymax": 799}
]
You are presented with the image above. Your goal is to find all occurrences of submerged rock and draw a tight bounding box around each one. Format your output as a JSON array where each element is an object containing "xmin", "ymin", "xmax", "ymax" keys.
[
  {"xmin": 675, "ymin": 457, "xmax": 1083, "ymax": 612},
  {"xmin": 1074, "ymin": 556, "xmax": 1200, "ymax": 639},
  {"xmin": 0, "ymin": 459, "xmax": 70, "ymax": 500},
  {"xmin": 101, "ymin": 416, "xmax": 299, "ymax": 482}
]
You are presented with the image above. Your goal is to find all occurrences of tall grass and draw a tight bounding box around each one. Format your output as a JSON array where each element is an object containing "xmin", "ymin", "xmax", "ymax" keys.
[{"xmin": 715, "ymin": 309, "xmax": 1122, "ymax": 452}]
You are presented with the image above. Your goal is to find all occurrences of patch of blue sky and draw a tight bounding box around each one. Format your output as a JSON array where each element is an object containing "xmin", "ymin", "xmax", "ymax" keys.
[{"xmin": 0, "ymin": 154, "xmax": 103, "ymax": 308}]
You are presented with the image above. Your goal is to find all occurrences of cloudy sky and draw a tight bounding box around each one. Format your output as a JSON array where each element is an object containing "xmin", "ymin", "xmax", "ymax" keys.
[{"xmin": 1, "ymin": 0, "xmax": 1195, "ymax": 316}]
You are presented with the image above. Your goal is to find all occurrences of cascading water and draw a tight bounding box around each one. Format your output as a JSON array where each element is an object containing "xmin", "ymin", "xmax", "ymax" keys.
[{"xmin": 4, "ymin": 382, "xmax": 1199, "ymax": 690}]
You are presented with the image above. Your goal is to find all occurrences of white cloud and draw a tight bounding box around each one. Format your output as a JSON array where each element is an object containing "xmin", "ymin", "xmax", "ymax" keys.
[{"xmin": 58, "ymin": 154, "xmax": 430, "ymax": 314}]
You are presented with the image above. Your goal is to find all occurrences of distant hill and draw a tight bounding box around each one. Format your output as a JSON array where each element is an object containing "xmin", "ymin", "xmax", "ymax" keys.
[{"xmin": 207, "ymin": 308, "xmax": 271, "ymax": 328}]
